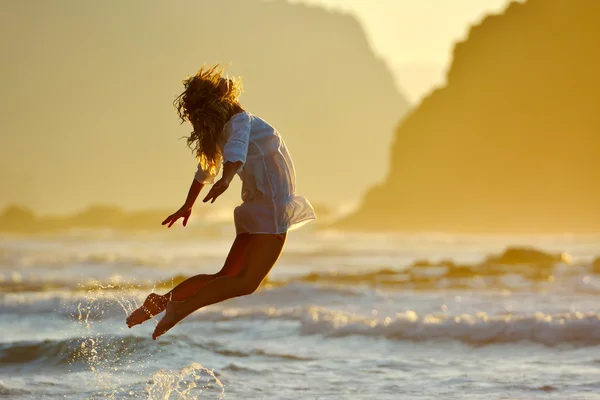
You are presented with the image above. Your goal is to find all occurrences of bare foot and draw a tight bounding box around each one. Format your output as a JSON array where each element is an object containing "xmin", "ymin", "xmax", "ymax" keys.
[
  {"xmin": 152, "ymin": 301, "xmax": 187, "ymax": 340},
  {"xmin": 126, "ymin": 293, "xmax": 168, "ymax": 328}
]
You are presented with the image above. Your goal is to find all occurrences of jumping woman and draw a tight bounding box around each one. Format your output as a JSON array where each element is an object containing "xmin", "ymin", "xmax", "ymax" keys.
[{"xmin": 125, "ymin": 65, "xmax": 316, "ymax": 340}]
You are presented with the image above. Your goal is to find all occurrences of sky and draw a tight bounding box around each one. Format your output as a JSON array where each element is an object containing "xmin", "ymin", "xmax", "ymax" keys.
[
  {"xmin": 0, "ymin": 0, "xmax": 525, "ymax": 215},
  {"xmin": 293, "ymin": 0, "xmax": 522, "ymax": 102}
]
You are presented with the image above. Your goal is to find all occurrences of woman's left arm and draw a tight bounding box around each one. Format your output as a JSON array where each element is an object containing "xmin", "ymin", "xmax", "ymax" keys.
[
  {"xmin": 203, "ymin": 112, "xmax": 251, "ymax": 203},
  {"xmin": 202, "ymin": 161, "xmax": 242, "ymax": 203}
]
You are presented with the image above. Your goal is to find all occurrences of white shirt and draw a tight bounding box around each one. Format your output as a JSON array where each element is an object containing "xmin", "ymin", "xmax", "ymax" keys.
[{"xmin": 194, "ymin": 111, "xmax": 316, "ymax": 234}]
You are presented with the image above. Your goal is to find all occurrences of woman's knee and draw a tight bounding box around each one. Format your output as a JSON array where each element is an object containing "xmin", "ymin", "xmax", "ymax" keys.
[
  {"xmin": 235, "ymin": 275, "xmax": 262, "ymax": 296},
  {"xmin": 215, "ymin": 269, "xmax": 233, "ymax": 278}
]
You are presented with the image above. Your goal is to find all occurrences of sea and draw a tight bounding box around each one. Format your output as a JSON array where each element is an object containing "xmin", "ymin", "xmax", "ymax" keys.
[{"xmin": 1, "ymin": 224, "xmax": 600, "ymax": 399}]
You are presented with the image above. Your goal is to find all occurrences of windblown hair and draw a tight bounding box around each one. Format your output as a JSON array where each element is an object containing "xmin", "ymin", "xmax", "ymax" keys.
[{"xmin": 174, "ymin": 65, "xmax": 243, "ymax": 174}]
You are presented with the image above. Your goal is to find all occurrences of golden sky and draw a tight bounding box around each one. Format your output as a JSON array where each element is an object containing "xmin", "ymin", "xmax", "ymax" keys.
[
  {"xmin": 293, "ymin": 0, "xmax": 522, "ymax": 102},
  {"xmin": 0, "ymin": 0, "xmax": 406, "ymax": 214},
  {"xmin": 0, "ymin": 0, "xmax": 524, "ymax": 215}
]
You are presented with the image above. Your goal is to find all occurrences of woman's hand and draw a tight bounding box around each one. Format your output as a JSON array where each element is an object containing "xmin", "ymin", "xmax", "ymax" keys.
[
  {"xmin": 162, "ymin": 206, "xmax": 192, "ymax": 228},
  {"xmin": 203, "ymin": 177, "xmax": 231, "ymax": 204}
]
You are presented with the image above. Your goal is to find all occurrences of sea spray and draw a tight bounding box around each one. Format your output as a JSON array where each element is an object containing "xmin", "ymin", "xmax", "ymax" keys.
[
  {"xmin": 69, "ymin": 281, "xmax": 161, "ymax": 398},
  {"xmin": 146, "ymin": 363, "xmax": 224, "ymax": 399},
  {"xmin": 66, "ymin": 280, "xmax": 226, "ymax": 399}
]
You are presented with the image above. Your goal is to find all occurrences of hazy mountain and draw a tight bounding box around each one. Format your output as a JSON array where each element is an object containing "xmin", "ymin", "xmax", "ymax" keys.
[
  {"xmin": 0, "ymin": 0, "xmax": 409, "ymax": 213},
  {"xmin": 339, "ymin": 0, "xmax": 600, "ymax": 233}
]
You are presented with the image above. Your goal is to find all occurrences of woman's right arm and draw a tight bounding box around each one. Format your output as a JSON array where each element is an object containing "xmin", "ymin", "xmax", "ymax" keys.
[
  {"xmin": 182, "ymin": 178, "xmax": 205, "ymax": 209},
  {"xmin": 162, "ymin": 178, "xmax": 205, "ymax": 228}
]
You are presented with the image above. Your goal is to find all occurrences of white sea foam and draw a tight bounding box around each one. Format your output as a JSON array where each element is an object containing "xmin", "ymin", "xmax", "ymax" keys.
[{"xmin": 299, "ymin": 307, "xmax": 600, "ymax": 345}]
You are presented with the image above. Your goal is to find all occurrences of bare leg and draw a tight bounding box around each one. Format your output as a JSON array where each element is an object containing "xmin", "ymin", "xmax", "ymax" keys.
[
  {"xmin": 152, "ymin": 233, "xmax": 286, "ymax": 339},
  {"xmin": 165, "ymin": 233, "xmax": 252, "ymax": 301},
  {"xmin": 126, "ymin": 234, "xmax": 251, "ymax": 328}
]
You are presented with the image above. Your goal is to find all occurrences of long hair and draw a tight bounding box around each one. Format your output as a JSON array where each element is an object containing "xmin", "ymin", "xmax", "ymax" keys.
[{"xmin": 173, "ymin": 64, "xmax": 243, "ymax": 174}]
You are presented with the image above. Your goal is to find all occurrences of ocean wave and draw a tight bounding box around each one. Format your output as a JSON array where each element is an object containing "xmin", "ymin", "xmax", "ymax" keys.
[
  {"xmin": 0, "ymin": 266, "xmax": 598, "ymax": 296},
  {"xmin": 0, "ymin": 332, "xmax": 308, "ymax": 376},
  {"xmin": 0, "ymin": 381, "xmax": 30, "ymax": 397},
  {"xmin": 185, "ymin": 307, "xmax": 600, "ymax": 346},
  {"xmin": 22, "ymin": 298, "xmax": 600, "ymax": 346},
  {"xmin": 2, "ymin": 275, "xmax": 600, "ymax": 329},
  {"xmin": 1, "ymin": 309, "xmax": 598, "ymax": 373},
  {"xmin": 299, "ymin": 307, "xmax": 600, "ymax": 346},
  {"xmin": 1, "ymin": 246, "xmax": 597, "ymax": 294},
  {"xmin": 161, "ymin": 306, "xmax": 600, "ymax": 346},
  {"xmin": 0, "ymin": 283, "xmax": 366, "ymax": 321},
  {"xmin": 0, "ymin": 291, "xmax": 142, "ymax": 322},
  {"xmin": 0, "ymin": 335, "xmax": 150, "ymax": 368}
]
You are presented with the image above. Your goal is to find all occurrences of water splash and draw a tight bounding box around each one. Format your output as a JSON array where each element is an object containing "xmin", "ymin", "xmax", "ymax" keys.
[
  {"xmin": 146, "ymin": 363, "xmax": 224, "ymax": 399},
  {"xmin": 67, "ymin": 281, "xmax": 225, "ymax": 399},
  {"xmin": 70, "ymin": 283, "xmax": 149, "ymax": 398}
]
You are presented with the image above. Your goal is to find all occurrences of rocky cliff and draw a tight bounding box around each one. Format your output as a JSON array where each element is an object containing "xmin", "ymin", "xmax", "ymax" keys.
[{"xmin": 340, "ymin": 0, "xmax": 600, "ymax": 232}]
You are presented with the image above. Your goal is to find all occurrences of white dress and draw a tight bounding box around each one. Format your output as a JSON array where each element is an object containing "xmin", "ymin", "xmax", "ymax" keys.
[{"xmin": 194, "ymin": 111, "xmax": 316, "ymax": 234}]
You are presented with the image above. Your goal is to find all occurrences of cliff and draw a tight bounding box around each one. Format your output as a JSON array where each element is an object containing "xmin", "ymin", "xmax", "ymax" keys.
[
  {"xmin": 339, "ymin": 0, "xmax": 600, "ymax": 233},
  {"xmin": 0, "ymin": 0, "xmax": 408, "ymax": 213}
]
